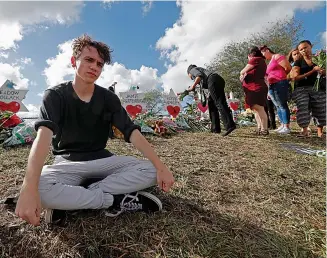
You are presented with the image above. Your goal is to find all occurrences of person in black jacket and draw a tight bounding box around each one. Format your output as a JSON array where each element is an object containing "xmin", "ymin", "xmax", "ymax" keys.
[{"xmin": 187, "ymin": 64, "xmax": 236, "ymax": 136}]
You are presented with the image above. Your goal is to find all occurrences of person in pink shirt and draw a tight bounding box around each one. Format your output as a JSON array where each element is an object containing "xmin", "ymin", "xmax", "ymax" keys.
[{"xmin": 260, "ymin": 45, "xmax": 292, "ymax": 134}]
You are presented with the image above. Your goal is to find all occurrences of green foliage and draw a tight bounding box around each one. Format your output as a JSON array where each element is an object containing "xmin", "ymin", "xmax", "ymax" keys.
[
  {"xmin": 206, "ymin": 17, "xmax": 304, "ymax": 99},
  {"xmin": 143, "ymin": 89, "xmax": 164, "ymax": 115}
]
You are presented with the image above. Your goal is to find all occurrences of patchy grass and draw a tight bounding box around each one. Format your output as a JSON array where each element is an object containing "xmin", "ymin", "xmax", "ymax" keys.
[{"xmin": 0, "ymin": 126, "xmax": 325, "ymax": 258}]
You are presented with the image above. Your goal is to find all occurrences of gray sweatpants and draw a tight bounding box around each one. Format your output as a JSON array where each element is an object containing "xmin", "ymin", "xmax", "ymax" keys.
[{"xmin": 38, "ymin": 155, "xmax": 157, "ymax": 210}]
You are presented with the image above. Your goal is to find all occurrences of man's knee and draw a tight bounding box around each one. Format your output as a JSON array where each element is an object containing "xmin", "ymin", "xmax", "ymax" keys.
[{"xmin": 38, "ymin": 173, "xmax": 57, "ymax": 208}]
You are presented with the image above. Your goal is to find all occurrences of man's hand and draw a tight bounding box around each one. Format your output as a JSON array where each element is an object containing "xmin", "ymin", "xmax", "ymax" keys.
[
  {"xmin": 15, "ymin": 184, "xmax": 41, "ymax": 226},
  {"xmin": 187, "ymin": 85, "xmax": 195, "ymax": 92},
  {"xmin": 156, "ymin": 164, "xmax": 174, "ymax": 192}
]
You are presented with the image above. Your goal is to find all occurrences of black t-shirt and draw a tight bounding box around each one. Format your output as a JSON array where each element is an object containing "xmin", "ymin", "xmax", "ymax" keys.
[
  {"xmin": 35, "ymin": 81, "xmax": 140, "ymax": 161},
  {"xmin": 293, "ymin": 58, "xmax": 317, "ymax": 88}
]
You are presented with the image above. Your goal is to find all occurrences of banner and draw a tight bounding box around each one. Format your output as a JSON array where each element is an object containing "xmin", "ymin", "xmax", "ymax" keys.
[{"xmin": 0, "ymin": 80, "xmax": 29, "ymax": 112}]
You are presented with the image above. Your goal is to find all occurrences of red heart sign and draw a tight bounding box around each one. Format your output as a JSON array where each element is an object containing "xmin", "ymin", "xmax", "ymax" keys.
[
  {"xmin": 229, "ymin": 102, "xmax": 239, "ymax": 111},
  {"xmin": 0, "ymin": 101, "xmax": 20, "ymax": 113},
  {"xmin": 167, "ymin": 105, "xmax": 180, "ymax": 118},
  {"xmin": 197, "ymin": 102, "xmax": 208, "ymax": 113},
  {"xmin": 126, "ymin": 104, "xmax": 142, "ymax": 117}
]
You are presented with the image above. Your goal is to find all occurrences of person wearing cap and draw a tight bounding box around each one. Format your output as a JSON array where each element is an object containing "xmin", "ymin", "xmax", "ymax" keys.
[
  {"xmin": 187, "ymin": 65, "xmax": 236, "ymax": 136},
  {"xmin": 260, "ymin": 45, "xmax": 292, "ymax": 134}
]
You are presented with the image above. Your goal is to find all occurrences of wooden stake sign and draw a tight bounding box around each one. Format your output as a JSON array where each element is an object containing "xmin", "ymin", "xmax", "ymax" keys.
[
  {"xmin": 164, "ymin": 89, "xmax": 182, "ymax": 118},
  {"xmin": 0, "ymin": 80, "xmax": 29, "ymax": 112}
]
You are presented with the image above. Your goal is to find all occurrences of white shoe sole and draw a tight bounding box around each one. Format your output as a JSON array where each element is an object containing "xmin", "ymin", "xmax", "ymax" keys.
[
  {"xmin": 44, "ymin": 209, "xmax": 53, "ymax": 224},
  {"xmin": 138, "ymin": 191, "xmax": 163, "ymax": 211}
]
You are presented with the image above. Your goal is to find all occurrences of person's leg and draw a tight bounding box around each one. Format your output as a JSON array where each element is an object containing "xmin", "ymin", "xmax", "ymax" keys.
[
  {"xmin": 208, "ymin": 96, "xmax": 221, "ymax": 133},
  {"xmin": 39, "ymin": 156, "xmax": 113, "ymax": 210},
  {"xmin": 269, "ymin": 88, "xmax": 283, "ymax": 130},
  {"xmin": 86, "ymin": 156, "xmax": 157, "ymax": 195},
  {"xmin": 39, "ymin": 156, "xmax": 157, "ymax": 210},
  {"xmin": 274, "ymin": 81, "xmax": 291, "ymax": 130},
  {"xmin": 310, "ymin": 89, "xmax": 326, "ymax": 137},
  {"xmin": 267, "ymin": 99, "xmax": 276, "ymax": 129},
  {"xmin": 207, "ymin": 75, "xmax": 236, "ymax": 136},
  {"xmin": 293, "ymin": 87, "xmax": 311, "ymax": 136},
  {"xmin": 253, "ymin": 110, "xmax": 262, "ymax": 132},
  {"xmin": 253, "ymin": 104, "xmax": 268, "ymax": 132},
  {"xmin": 264, "ymin": 104, "xmax": 271, "ymax": 129}
]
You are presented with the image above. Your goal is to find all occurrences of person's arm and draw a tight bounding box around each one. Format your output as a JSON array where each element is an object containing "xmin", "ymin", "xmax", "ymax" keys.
[
  {"xmin": 15, "ymin": 128, "xmax": 52, "ymax": 225},
  {"xmin": 319, "ymin": 68, "xmax": 326, "ymax": 76},
  {"xmin": 188, "ymin": 68, "xmax": 203, "ymax": 91},
  {"xmin": 188, "ymin": 76, "xmax": 201, "ymax": 91},
  {"xmin": 129, "ymin": 130, "xmax": 174, "ymax": 192},
  {"xmin": 240, "ymin": 64, "xmax": 255, "ymax": 75},
  {"xmin": 292, "ymin": 65, "xmax": 320, "ymax": 81},
  {"xmin": 15, "ymin": 89, "xmax": 62, "ymax": 226},
  {"xmin": 275, "ymin": 54, "xmax": 292, "ymax": 74},
  {"xmin": 110, "ymin": 95, "xmax": 174, "ymax": 192}
]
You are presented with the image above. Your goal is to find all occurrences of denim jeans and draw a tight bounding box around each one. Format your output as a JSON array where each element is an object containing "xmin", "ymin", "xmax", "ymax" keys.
[{"xmin": 268, "ymin": 80, "xmax": 290, "ymax": 124}]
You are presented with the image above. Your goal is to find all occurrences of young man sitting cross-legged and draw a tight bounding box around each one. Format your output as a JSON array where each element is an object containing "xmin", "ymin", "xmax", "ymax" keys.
[{"xmin": 14, "ymin": 34, "xmax": 175, "ymax": 226}]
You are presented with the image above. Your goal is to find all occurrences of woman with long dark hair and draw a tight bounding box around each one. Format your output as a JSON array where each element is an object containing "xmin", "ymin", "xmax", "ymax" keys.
[{"xmin": 240, "ymin": 46, "xmax": 269, "ymax": 135}]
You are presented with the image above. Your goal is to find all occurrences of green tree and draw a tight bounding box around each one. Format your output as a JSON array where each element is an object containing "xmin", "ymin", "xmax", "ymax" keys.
[
  {"xmin": 206, "ymin": 17, "xmax": 304, "ymax": 100},
  {"xmin": 143, "ymin": 89, "xmax": 164, "ymax": 115}
]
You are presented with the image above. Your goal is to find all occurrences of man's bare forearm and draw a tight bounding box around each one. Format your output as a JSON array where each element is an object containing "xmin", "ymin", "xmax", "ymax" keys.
[
  {"xmin": 23, "ymin": 127, "xmax": 53, "ymax": 189},
  {"xmin": 130, "ymin": 129, "xmax": 164, "ymax": 170}
]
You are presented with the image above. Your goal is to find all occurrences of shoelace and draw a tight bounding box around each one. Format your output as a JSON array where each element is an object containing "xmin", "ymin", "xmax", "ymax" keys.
[{"xmin": 105, "ymin": 193, "xmax": 142, "ymax": 217}]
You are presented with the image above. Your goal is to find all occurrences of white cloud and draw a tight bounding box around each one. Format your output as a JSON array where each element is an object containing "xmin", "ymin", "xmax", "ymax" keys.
[
  {"xmin": 156, "ymin": 1, "xmax": 324, "ymax": 94},
  {"xmin": 0, "ymin": 63, "xmax": 29, "ymax": 89},
  {"xmin": 321, "ymin": 31, "xmax": 326, "ymax": 47},
  {"xmin": 43, "ymin": 39, "xmax": 161, "ymax": 92},
  {"xmin": 43, "ymin": 40, "xmax": 74, "ymax": 86},
  {"xmin": 37, "ymin": 92, "xmax": 44, "ymax": 98},
  {"xmin": 17, "ymin": 104, "xmax": 40, "ymax": 118},
  {"xmin": 24, "ymin": 104, "xmax": 40, "ymax": 113},
  {"xmin": 0, "ymin": 2, "xmax": 84, "ymax": 50},
  {"xmin": 0, "ymin": 22, "xmax": 23, "ymax": 50},
  {"xmin": 30, "ymin": 81, "xmax": 38, "ymax": 87},
  {"xmin": 0, "ymin": 52, "xmax": 9, "ymax": 59},
  {"xmin": 97, "ymin": 63, "xmax": 161, "ymax": 93},
  {"xmin": 141, "ymin": 0, "xmax": 153, "ymax": 16}
]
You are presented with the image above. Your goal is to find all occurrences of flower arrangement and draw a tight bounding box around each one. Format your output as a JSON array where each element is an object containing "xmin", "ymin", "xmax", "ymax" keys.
[{"xmin": 312, "ymin": 49, "xmax": 326, "ymax": 91}]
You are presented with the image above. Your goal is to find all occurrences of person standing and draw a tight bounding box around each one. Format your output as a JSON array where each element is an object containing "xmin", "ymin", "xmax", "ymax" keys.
[
  {"xmin": 240, "ymin": 46, "xmax": 269, "ymax": 135},
  {"xmin": 187, "ymin": 65, "xmax": 236, "ymax": 136},
  {"xmin": 291, "ymin": 40, "xmax": 326, "ymax": 138},
  {"xmin": 260, "ymin": 45, "xmax": 292, "ymax": 134}
]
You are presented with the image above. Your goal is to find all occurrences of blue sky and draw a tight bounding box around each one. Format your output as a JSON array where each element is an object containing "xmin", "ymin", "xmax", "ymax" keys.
[{"xmin": 0, "ymin": 1, "xmax": 325, "ymax": 113}]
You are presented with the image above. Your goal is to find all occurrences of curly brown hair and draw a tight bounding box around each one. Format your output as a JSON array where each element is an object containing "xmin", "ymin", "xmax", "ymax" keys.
[{"xmin": 72, "ymin": 34, "xmax": 112, "ymax": 65}]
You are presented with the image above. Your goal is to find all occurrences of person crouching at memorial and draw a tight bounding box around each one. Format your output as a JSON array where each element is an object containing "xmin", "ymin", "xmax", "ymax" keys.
[
  {"xmin": 14, "ymin": 34, "xmax": 174, "ymax": 226},
  {"xmin": 187, "ymin": 65, "xmax": 236, "ymax": 136}
]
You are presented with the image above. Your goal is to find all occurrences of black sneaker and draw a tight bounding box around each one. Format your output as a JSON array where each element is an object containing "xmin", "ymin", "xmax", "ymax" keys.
[
  {"xmin": 105, "ymin": 191, "xmax": 162, "ymax": 217},
  {"xmin": 222, "ymin": 126, "xmax": 236, "ymax": 137},
  {"xmin": 1, "ymin": 196, "xmax": 18, "ymax": 205},
  {"xmin": 44, "ymin": 209, "xmax": 67, "ymax": 224}
]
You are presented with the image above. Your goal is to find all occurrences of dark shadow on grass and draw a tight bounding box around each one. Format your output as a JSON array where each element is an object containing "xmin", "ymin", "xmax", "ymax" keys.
[{"xmin": 1, "ymin": 193, "xmax": 321, "ymax": 258}]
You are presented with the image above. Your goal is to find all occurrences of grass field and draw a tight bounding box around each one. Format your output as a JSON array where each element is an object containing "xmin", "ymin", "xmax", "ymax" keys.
[{"xmin": 0, "ymin": 127, "xmax": 325, "ymax": 258}]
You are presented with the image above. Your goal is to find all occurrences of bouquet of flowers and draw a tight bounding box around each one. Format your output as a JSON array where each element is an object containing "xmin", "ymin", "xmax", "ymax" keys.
[{"xmin": 312, "ymin": 49, "xmax": 326, "ymax": 91}]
